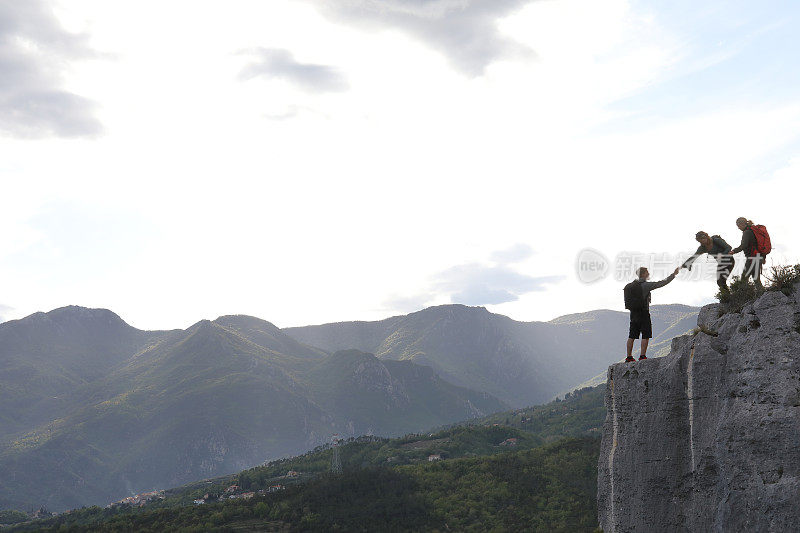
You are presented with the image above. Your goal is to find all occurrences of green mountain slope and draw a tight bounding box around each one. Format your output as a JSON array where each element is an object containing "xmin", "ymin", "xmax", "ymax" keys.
[
  {"xmin": 299, "ymin": 349, "xmax": 507, "ymax": 437},
  {"xmin": 0, "ymin": 319, "xmax": 333, "ymax": 512},
  {"xmin": 213, "ymin": 315, "xmax": 328, "ymax": 372},
  {"xmin": 8, "ymin": 439, "xmax": 600, "ymax": 533},
  {"xmin": 0, "ymin": 306, "xmax": 165, "ymax": 441},
  {"xmin": 0, "ymin": 309, "xmax": 508, "ymax": 513},
  {"xmin": 5, "ymin": 386, "xmax": 605, "ymax": 532},
  {"xmin": 2, "ymin": 298, "xmax": 682, "ymax": 515}
]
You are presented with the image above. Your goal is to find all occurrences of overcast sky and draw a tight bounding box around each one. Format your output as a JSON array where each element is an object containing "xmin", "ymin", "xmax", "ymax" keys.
[{"xmin": 1, "ymin": 0, "xmax": 799, "ymax": 329}]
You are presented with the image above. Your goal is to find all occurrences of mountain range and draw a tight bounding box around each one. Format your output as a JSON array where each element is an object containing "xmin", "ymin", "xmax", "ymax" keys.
[
  {"xmin": 0, "ymin": 302, "xmax": 697, "ymax": 512},
  {"xmin": 286, "ymin": 303, "xmax": 699, "ymax": 406}
]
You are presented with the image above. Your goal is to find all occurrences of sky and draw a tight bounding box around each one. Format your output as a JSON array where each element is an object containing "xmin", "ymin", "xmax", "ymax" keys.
[{"xmin": 1, "ymin": 0, "xmax": 799, "ymax": 330}]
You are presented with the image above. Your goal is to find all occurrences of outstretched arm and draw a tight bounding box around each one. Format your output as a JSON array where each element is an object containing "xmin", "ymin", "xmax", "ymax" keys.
[
  {"xmin": 642, "ymin": 268, "xmax": 679, "ymax": 291},
  {"xmin": 682, "ymin": 245, "xmax": 705, "ymax": 270}
]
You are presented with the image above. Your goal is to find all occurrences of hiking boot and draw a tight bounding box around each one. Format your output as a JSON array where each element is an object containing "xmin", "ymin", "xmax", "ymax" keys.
[
  {"xmin": 639, "ymin": 355, "xmax": 647, "ymax": 361},
  {"xmin": 624, "ymin": 356, "xmax": 635, "ymax": 362}
]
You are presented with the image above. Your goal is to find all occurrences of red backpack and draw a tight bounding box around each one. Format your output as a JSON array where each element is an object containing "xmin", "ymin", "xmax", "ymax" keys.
[{"xmin": 750, "ymin": 224, "xmax": 771, "ymax": 255}]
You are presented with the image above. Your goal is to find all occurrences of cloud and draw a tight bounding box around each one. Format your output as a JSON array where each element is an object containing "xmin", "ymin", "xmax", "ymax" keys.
[
  {"xmin": 490, "ymin": 243, "xmax": 535, "ymax": 264},
  {"xmin": 434, "ymin": 263, "xmax": 564, "ymax": 305},
  {"xmin": 383, "ymin": 245, "xmax": 564, "ymax": 311},
  {"xmin": 264, "ymin": 105, "xmax": 301, "ymax": 121},
  {"xmin": 0, "ymin": 0, "xmax": 102, "ymax": 138},
  {"xmin": 239, "ymin": 48, "xmax": 349, "ymax": 93},
  {"xmin": 305, "ymin": 0, "xmax": 535, "ymax": 75}
]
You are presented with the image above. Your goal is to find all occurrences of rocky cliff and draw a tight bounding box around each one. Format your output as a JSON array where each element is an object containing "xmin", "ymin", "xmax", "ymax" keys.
[{"xmin": 598, "ymin": 287, "xmax": 800, "ymax": 532}]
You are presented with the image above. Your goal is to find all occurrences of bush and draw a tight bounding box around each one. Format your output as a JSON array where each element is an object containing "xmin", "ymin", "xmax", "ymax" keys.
[
  {"xmin": 254, "ymin": 501, "xmax": 269, "ymax": 518},
  {"xmin": 764, "ymin": 264, "xmax": 800, "ymax": 295},
  {"xmin": 716, "ymin": 264, "xmax": 800, "ymax": 314},
  {"xmin": 716, "ymin": 275, "xmax": 758, "ymax": 313}
]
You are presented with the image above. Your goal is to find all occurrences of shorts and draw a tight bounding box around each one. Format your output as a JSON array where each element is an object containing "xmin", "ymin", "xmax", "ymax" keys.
[{"xmin": 629, "ymin": 310, "xmax": 652, "ymax": 339}]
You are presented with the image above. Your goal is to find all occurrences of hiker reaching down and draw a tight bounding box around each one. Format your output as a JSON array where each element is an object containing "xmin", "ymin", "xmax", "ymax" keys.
[
  {"xmin": 681, "ymin": 231, "xmax": 734, "ymax": 293},
  {"xmin": 623, "ymin": 266, "xmax": 680, "ymax": 362}
]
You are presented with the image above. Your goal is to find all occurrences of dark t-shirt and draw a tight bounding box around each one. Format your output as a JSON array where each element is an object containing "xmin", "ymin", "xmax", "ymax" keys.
[
  {"xmin": 682, "ymin": 235, "xmax": 732, "ymax": 269},
  {"xmin": 637, "ymin": 273, "xmax": 676, "ymax": 311},
  {"xmin": 731, "ymin": 227, "xmax": 757, "ymax": 257}
]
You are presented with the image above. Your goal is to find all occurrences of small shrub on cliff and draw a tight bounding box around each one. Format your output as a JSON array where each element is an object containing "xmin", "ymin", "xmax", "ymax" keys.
[
  {"xmin": 764, "ymin": 264, "xmax": 800, "ymax": 296},
  {"xmin": 717, "ymin": 264, "xmax": 800, "ymax": 314},
  {"xmin": 716, "ymin": 275, "xmax": 758, "ymax": 313}
]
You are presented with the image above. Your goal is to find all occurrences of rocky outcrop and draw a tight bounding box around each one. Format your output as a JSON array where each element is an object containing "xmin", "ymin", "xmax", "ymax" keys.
[{"xmin": 598, "ymin": 288, "xmax": 800, "ymax": 532}]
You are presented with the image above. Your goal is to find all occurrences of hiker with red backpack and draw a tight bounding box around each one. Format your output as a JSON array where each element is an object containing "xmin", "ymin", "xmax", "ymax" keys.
[
  {"xmin": 623, "ymin": 266, "xmax": 680, "ymax": 362},
  {"xmin": 730, "ymin": 218, "xmax": 771, "ymax": 290},
  {"xmin": 680, "ymin": 231, "xmax": 734, "ymax": 293}
]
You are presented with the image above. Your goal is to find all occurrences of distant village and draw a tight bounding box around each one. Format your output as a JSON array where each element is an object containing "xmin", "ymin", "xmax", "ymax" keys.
[
  {"xmin": 3, "ymin": 431, "xmax": 527, "ymax": 527},
  {"xmin": 107, "ymin": 490, "xmax": 165, "ymax": 508},
  {"xmin": 103, "ymin": 472, "xmax": 298, "ymax": 509},
  {"xmin": 192, "ymin": 482, "xmax": 287, "ymax": 506}
]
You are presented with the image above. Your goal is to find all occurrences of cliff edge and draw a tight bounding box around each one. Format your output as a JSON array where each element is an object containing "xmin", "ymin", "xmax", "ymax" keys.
[{"xmin": 598, "ymin": 287, "xmax": 800, "ymax": 532}]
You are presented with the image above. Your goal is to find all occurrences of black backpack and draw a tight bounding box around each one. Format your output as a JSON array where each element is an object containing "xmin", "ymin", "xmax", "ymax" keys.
[{"xmin": 624, "ymin": 280, "xmax": 645, "ymax": 311}]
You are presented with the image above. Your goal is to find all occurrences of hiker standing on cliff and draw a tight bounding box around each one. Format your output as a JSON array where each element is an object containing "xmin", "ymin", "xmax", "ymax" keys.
[
  {"xmin": 730, "ymin": 217, "xmax": 771, "ymax": 291},
  {"xmin": 623, "ymin": 266, "xmax": 680, "ymax": 362},
  {"xmin": 680, "ymin": 231, "xmax": 734, "ymax": 293}
]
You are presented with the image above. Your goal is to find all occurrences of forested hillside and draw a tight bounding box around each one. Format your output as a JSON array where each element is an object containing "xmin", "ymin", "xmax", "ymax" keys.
[{"xmin": 6, "ymin": 386, "xmax": 605, "ymax": 532}]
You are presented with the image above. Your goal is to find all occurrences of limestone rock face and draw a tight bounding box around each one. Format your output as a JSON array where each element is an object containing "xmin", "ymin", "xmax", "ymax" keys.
[
  {"xmin": 597, "ymin": 290, "xmax": 800, "ymax": 532},
  {"xmin": 696, "ymin": 303, "xmax": 721, "ymax": 331}
]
